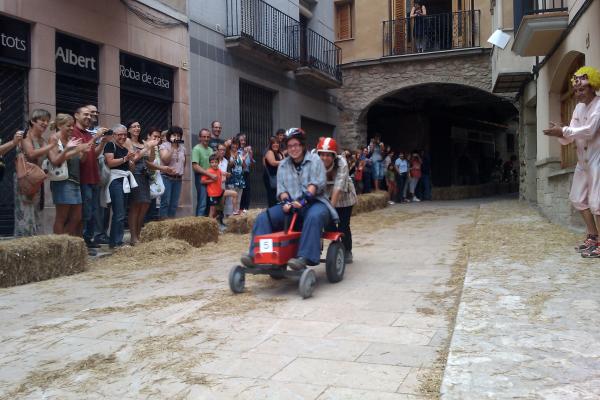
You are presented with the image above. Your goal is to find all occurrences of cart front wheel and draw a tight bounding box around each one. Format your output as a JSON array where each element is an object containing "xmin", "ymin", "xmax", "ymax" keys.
[
  {"xmin": 326, "ymin": 241, "xmax": 346, "ymax": 283},
  {"xmin": 298, "ymin": 268, "xmax": 317, "ymax": 299},
  {"xmin": 229, "ymin": 265, "xmax": 246, "ymax": 294}
]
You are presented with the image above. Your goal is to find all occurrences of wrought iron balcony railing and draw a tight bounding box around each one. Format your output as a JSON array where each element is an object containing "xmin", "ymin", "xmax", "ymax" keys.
[
  {"xmin": 226, "ymin": 0, "xmax": 341, "ymax": 83},
  {"xmin": 302, "ymin": 28, "xmax": 342, "ymax": 82},
  {"xmin": 383, "ymin": 10, "xmax": 481, "ymax": 57},
  {"xmin": 226, "ymin": 0, "xmax": 301, "ymax": 61},
  {"xmin": 514, "ymin": 0, "xmax": 567, "ymax": 31}
]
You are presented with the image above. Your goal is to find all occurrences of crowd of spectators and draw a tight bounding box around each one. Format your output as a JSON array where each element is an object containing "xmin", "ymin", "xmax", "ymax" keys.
[{"xmin": 342, "ymin": 137, "xmax": 432, "ymax": 204}]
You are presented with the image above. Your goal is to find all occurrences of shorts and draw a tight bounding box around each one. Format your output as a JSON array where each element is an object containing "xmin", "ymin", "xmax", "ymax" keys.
[
  {"xmin": 51, "ymin": 180, "xmax": 82, "ymax": 205},
  {"xmin": 208, "ymin": 194, "xmax": 223, "ymax": 207},
  {"xmin": 373, "ymin": 160, "xmax": 385, "ymax": 180}
]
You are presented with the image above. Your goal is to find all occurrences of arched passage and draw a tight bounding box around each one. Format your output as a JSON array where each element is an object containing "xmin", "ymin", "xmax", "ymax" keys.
[{"xmin": 363, "ymin": 83, "xmax": 518, "ymax": 187}]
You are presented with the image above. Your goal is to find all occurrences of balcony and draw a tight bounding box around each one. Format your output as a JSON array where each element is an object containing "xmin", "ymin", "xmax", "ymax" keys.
[
  {"xmin": 295, "ymin": 28, "xmax": 342, "ymax": 88},
  {"xmin": 225, "ymin": 0, "xmax": 342, "ymax": 87},
  {"xmin": 512, "ymin": 0, "xmax": 568, "ymax": 57},
  {"xmin": 383, "ymin": 11, "xmax": 481, "ymax": 57}
]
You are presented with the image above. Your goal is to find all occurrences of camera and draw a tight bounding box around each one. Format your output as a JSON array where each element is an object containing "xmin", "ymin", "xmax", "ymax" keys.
[
  {"xmin": 103, "ymin": 129, "xmax": 113, "ymax": 136},
  {"xmin": 173, "ymin": 139, "xmax": 185, "ymax": 144}
]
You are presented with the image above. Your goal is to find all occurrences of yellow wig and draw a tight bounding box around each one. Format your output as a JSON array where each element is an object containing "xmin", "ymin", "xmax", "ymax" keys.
[{"xmin": 572, "ymin": 66, "xmax": 600, "ymax": 90}]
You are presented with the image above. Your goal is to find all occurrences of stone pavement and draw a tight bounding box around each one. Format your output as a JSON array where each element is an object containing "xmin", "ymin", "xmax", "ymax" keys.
[
  {"xmin": 0, "ymin": 201, "xmax": 474, "ymax": 399},
  {"xmin": 442, "ymin": 199, "xmax": 600, "ymax": 399}
]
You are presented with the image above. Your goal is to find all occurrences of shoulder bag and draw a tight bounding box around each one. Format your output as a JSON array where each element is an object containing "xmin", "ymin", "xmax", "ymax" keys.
[
  {"xmin": 43, "ymin": 140, "xmax": 68, "ymax": 181},
  {"xmin": 16, "ymin": 152, "xmax": 46, "ymax": 197}
]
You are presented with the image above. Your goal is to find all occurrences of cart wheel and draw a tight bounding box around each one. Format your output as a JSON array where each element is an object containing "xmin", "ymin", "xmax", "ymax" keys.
[
  {"xmin": 298, "ymin": 268, "xmax": 317, "ymax": 299},
  {"xmin": 229, "ymin": 265, "xmax": 245, "ymax": 294},
  {"xmin": 326, "ymin": 241, "xmax": 346, "ymax": 283}
]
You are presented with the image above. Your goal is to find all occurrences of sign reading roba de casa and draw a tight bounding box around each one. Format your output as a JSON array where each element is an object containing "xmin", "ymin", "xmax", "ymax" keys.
[
  {"xmin": 55, "ymin": 33, "xmax": 99, "ymax": 82},
  {"xmin": 0, "ymin": 15, "xmax": 30, "ymax": 67},
  {"xmin": 119, "ymin": 52, "xmax": 173, "ymax": 101}
]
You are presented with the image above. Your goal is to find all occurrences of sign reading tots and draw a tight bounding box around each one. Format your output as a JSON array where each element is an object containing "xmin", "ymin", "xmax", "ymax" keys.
[
  {"xmin": 119, "ymin": 52, "xmax": 173, "ymax": 101},
  {"xmin": 0, "ymin": 15, "xmax": 30, "ymax": 67}
]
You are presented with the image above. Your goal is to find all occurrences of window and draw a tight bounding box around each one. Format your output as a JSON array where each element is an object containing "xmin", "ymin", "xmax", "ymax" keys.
[
  {"xmin": 335, "ymin": 2, "xmax": 353, "ymax": 40},
  {"xmin": 560, "ymin": 54, "xmax": 584, "ymax": 169}
]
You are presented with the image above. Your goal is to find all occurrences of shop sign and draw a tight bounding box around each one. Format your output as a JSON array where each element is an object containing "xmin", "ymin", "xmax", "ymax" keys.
[
  {"xmin": 55, "ymin": 32, "xmax": 99, "ymax": 83},
  {"xmin": 119, "ymin": 52, "xmax": 173, "ymax": 101},
  {"xmin": 0, "ymin": 14, "xmax": 30, "ymax": 67}
]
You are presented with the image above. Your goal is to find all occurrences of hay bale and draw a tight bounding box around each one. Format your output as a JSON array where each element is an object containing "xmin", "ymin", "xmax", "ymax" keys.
[
  {"xmin": 224, "ymin": 209, "xmax": 263, "ymax": 234},
  {"xmin": 114, "ymin": 238, "xmax": 192, "ymax": 258},
  {"xmin": 0, "ymin": 235, "xmax": 87, "ymax": 288},
  {"xmin": 352, "ymin": 192, "xmax": 390, "ymax": 216},
  {"xmin": 140, "ymin": 217, "xmax": 218, "ymax": 248}
]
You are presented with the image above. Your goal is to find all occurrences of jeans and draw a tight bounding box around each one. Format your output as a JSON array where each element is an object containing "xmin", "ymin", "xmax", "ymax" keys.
[
  {"xmin": 161, "ymin": 176, "xmax": 183, "ymax": 218},
  {"xmin": 363, "ymin": 172, "xmax": 372, "ymax": 194},
  {"xmin": 396, "ymin": 173, "xmax": 407, "ymax": 202},
  {"xmin": 249, "ymin": 202, "xmax": 330, "ymax": 265},
  {"xmin": 263, "ymin": 172, "xmax": 277, "ymax": 208},
  {"xmin": 109, "ymin": 179, "xmax": 127, "ymax": 247},
  {"xmin": 194, "ymin": 173, "xmax": 208, "ymax": 216},
  {"xmin": 80, "ymin": 184, "xmax": 99, "ymax": 241},
  {"xmin": 420, "ymin": 174, "xmax": 432, "ymax": 200}
]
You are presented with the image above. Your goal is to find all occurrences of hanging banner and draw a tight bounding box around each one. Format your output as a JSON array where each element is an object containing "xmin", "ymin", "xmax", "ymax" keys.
[
  {"xmin": 119, "ymin": 52, "xmax": 173, "ymax": 101},
  {"xmin": 0, "ymin": 15, "xmax": 30, "ymax": 67},
  {"xmin": 55, "ymin": 32, "xmax": 99, "ymax": 83}
]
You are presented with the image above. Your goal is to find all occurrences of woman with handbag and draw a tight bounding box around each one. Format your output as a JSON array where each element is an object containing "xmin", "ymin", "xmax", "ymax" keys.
[
  {"xmin": 262, "ymin": 136, "xmax": 283, "ymax": 207},
  {"xmin": 14, "ymin": 109, "xmax": 55, "ymax": 237},
  {"xmin": 47, "ymin": 114, "xmax": 91, "ymax": 235}
]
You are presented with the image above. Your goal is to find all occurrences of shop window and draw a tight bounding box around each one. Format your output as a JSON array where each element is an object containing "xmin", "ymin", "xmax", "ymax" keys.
[
  {"xmin": 560, "ymin": 54, "xmax": 584, "ymax": 169},
  {"xmin": 335, "ymin": 1, "xmax": 353, "ymax": 40}
]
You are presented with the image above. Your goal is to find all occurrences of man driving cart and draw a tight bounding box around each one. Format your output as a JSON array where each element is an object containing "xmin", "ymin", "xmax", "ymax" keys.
[{"xmin": 241, "ymin": 128, "xmax": 339, "ymax": 271}]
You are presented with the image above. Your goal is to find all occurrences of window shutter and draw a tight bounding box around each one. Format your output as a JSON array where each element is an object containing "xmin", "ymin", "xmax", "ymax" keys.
[{"xmin": 336, "ymin": 3, "xmax": 352, "ymax": 40}]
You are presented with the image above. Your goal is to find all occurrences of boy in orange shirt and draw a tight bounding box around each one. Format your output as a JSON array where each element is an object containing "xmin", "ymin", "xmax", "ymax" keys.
[{"xmin": 202, "ymin": 154, "xmax": 240, "ymax": 218}]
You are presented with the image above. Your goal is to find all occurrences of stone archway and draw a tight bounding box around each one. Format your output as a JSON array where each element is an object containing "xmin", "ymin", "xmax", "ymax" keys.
[{"xmin": 334, "ymin": 51, "xmax": 495, "ymax": 150}]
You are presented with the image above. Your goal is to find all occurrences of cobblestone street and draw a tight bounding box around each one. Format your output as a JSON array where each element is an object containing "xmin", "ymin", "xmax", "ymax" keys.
[{"xmin": 1, "ymin": 198, "xmax": 598, "ymax": 399}]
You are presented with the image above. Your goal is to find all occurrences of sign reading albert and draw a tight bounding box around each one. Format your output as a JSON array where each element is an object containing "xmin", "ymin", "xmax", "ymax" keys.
[
  {"xmin": 0, "ymin": 15, "xmax": 30, "ymax": 67},
  {"xmin": 120, "ymin": 52, "xmax": 173, "ymax": 101},
  {"xmin": 55, "ymin": 33, "xmax": 99, "ymax": 82}
]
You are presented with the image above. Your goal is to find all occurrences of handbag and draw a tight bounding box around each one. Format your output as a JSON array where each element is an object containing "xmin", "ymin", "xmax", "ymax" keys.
[
  {"xmin": 97, "ymin": 154, "xmax": 111, "ymax": 186},
  {"xmin": 150, "ymin": 171, "xmax": 165, "ymax": 199},
  {"xmin": 16, "ymin": 152, "xmax": 46, "ymax": 197},
  {"xmin": 42, "ymin": 141, "xmax": 68, "ymax": 181}
]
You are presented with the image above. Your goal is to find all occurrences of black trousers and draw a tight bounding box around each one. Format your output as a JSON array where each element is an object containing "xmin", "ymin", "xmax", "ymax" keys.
[
  {"xmin": 241, "ymin": 171, "xmax": 251, "ymax": 210},
  {"xmin": 329, "ymin": 205, "xmax": 353, "ymax": 253},
  {"xmin": 262, "ymin": 172, "xmax": 277, "ymax": 208}
]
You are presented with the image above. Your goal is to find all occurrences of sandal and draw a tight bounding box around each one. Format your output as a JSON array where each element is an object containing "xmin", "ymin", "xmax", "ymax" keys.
[
  {"xmin": 575, "ymin": 235, "xmax": 597, "ymax": 253},
  {"xmin": 581, "ymin": 244, "xmax": 600, "ymax": 258},
  {"xmin": 232, "ymin": 210, "xmax": 241, "ymax": 216}
]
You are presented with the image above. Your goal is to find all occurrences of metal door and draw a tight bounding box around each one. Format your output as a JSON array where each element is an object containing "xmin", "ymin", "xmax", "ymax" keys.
[
  {"xmin": 239, "ymin": 80, "xmax": 274, "ymax": 207},
  {"xmin": 56, "ymin": 75, "xmax": 98, "ymax": 115},
  {"xmin": 120, "ymin": 91, "xmax": 172, "ymax": 130},
  {"xmin": 0, "ymin": 65, "xmax": 27, "ymax": 236}
]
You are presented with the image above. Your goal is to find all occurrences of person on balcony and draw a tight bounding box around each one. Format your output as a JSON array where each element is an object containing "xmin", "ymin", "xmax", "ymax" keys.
[
  {"xmin": 543, "ymin": 66, "xmax": 600, "ymax": 257},
  {"xmin": 410, "ymin": 1, "xmax": 427, "ymax": 53}
]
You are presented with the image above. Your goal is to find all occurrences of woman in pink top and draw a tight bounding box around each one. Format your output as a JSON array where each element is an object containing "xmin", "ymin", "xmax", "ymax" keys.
[
  {"xmin": 159, "ymin": 126, "xmax": 186, "ymax": 218},
  {"xmin": 408, "ymin": 152, "xmax": 422, "ymax": 202}
]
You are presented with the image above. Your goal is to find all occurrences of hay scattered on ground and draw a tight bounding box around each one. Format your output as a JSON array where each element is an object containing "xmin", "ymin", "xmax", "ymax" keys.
[
  {"xmin": 140, "ymin": 217, "xmax": 218, "ymax": 248},
  {"xmin": 0, "ymin": 235, "xmax": 87, "ymax": 288}
]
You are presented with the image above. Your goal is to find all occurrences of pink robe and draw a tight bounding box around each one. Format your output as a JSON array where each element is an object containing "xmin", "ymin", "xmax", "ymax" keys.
[{"xmin": 559, "ymin": 96, "xmax": 600, "ymax": 214}]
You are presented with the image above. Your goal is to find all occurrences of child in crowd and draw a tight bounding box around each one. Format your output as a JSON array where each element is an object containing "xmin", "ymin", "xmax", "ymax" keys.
[
  {"xmin": 201, "ymin": 154, "xmax": 239, "ymax": 219},
  {"xmin": 385, "ymin": 163, "xmax": 397, "ymax": 205}
]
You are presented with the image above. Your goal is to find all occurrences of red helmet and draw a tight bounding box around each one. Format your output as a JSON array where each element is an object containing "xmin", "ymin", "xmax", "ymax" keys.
[{"xmin": 316, "ymin": 137, "xmax": 338, "ymax": 154}]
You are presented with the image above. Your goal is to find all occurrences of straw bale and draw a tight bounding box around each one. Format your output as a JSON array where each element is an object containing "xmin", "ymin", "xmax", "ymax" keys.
[
  {"xmin": 224, "ymin": 209, "xmax": 263, "ymax": 234},
  {"xmin": 140, "ymin": 217, "xmax": 218, "ymax": 248},
  {"xmin": 0, "ymin": 235, "xmax": 87, "ymax": 288},
  {"xmin": 352, "ymin": 191, "xmax": 390, "ymax": 216}
]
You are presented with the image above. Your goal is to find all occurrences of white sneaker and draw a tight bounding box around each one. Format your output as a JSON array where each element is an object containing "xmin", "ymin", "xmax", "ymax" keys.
[
  {"xmin": 388, "ymin": 201, "xmax": 395, "ymax": 205},
  {"xmin": 413, "ymin": 197, "xmax": 421, "ymax": 202}
]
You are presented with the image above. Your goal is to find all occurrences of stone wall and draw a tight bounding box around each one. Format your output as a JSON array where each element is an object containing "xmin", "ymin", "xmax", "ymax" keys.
[
  {"xmin": 536, "ymin": 162, "xmax": 583, "ymax": 231},
  {"xmin": 333, "ymin": 51, "xmax": 493, "ymax": 150}
]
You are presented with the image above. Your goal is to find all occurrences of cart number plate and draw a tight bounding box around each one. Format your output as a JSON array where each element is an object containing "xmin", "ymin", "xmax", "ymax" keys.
[{"xmin": 259, "ymin": 239, "xmax": 273, "ymax": 253}]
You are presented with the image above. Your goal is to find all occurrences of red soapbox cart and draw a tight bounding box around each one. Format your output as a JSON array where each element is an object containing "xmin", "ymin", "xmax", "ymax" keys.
[{"xmin": 228, "ymin": 211, "xmax": 346, "ymax": 299}]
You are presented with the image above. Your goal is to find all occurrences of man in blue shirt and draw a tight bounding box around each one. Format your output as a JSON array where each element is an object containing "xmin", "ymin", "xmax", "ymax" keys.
[
  {"xmin": 394, "ymin": 152, "xmax": 409, "ymax": 202},
  {"xmin": 241, "ymin": 128, "xmax": 338, "ymax": 270}
]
